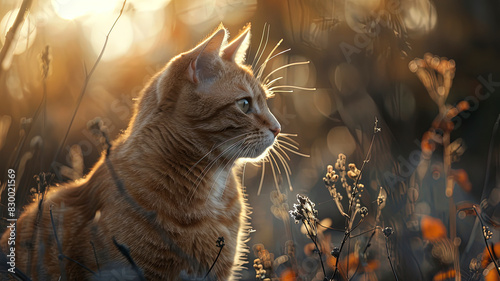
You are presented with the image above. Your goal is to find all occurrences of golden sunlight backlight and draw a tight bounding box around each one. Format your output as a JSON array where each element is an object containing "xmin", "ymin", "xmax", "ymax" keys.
[
  {"xmin": 129, "ymin": 0, "xmax": 171, "ymax": 12},
  {"xmin": 51, "ymin": 0, "xmax": 121, "ymax": 20},
  {"xmin": 86, "ymin": 14, "xmax": 133, "ymax": 61},
  {"xmin": 176, "ymin": 0, "xmax": 217, "ymax": 26}
]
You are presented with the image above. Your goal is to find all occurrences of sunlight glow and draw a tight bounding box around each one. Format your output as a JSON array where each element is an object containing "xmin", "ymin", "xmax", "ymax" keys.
[
  {"xmin": 51, "ymin": 0, "xmax": 121, "ymax": 20},
  {"xmin": 129, "ymin": 0, "xmax": 171, "ymax": 11},
  {"xmin": 87, "ymin": 14, "xmax": 134, "ymax": 61},
  {"xmin": 132, "ymin": 9, "xmax": 168, "ymax": 55},
  {"xmin": 176, "ymin": 0, "xmax": 216, "ymax": 26}
]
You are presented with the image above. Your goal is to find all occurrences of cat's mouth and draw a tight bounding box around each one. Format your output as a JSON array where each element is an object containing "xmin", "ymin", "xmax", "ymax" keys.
[
  {"xmin": 213, "ymin": 131, "xmax": 277, "ymax": 164},
  {"xmin": 237, "ymin": 134, "xmax": 276, "ymax": 161}
]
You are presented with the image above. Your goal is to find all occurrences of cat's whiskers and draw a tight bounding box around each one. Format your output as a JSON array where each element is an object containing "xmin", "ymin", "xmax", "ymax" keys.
[
  {"xmin": 268, "ymin": 150, "xmax": 282, "ymax": 192},
  {"xmin": 185, "ymin": 132, "xmax": 251, "ymax": 177},
  {"xmin": 251, "ymin": 23, "xmax": 270, "ymax": 70},
  {"xmin": 262, "ymin": 61, "xmax": 312, "ymax": 84},
  {"xmin": 274, "ymin": 136, "xmax": 310, "ymax": 158},
  {"xmin": 253, "ymin": 134, "xmax": 310, "ymax": 195},
  {"xmin": 264, "ymin": 76, "xmax": 283, "ymax": 88},
  {"xmin": 256, "ymin": 39, "xmax": 283, "ymax": 81},
  {"xmin": 271, "ymin": 147, "xmax": 293, "ymax": 191},
  {"xmin": 267, "ymin": 85, "xmax": 316, "ymax": 92},
  {"xmin": 256, "ymin": 48, "xmax": 291, "ymax": 81},
  {"xmin": 188, "ymin": 133, "xmax": 263, "ymax": 203},
  {"xmin": 257, "ymin": 158, "xmax": 267, "ymax": 196},
  {"xmin": 187, "ymin": 137, "xmax": 249, "ymax": 203},
  {"xmin": 206, "ymin": 143, "xmax": 253, "ymax": 206}
]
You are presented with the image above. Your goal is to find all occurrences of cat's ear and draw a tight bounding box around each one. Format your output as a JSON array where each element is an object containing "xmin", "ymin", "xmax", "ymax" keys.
[
  {"xmin": 222, "ymin": 24, "xmax": 251, "ymax": 65},
  {"xmin": 187, "ymin": 26, "xmax": 228, "ymax": 84}
]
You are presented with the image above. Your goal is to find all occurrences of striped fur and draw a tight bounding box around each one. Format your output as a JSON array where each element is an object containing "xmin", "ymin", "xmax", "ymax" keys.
[{"xmin": 1, "ymin": 24, "xmax": 281, "ymax": 280}]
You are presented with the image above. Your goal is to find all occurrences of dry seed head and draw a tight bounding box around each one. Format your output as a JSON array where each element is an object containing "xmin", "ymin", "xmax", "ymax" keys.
[
  {"xmin": 327, "ymin": 165, "xmax": 334, "ymax": 173},
  {"xmin": 483, "ymin": 226, "xmax": 493, "ymax": 240},
  {"xmin": 347, "ymin": 170, "xmax": 359, "ymax": 180}
]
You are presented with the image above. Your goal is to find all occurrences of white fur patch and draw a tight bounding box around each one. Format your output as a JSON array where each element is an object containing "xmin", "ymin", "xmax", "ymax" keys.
[{"xmin": 210, "ymin": 167, "xmax": 229, "ymax": 208}]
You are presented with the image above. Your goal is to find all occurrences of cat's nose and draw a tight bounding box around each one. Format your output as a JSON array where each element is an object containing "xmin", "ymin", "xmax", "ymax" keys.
[{"xmin": 270, "ymin": 126, "xmax": 281, "ymax": 138}]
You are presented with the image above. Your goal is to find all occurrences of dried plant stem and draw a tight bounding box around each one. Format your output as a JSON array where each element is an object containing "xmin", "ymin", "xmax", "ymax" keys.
[
  {"xmin": 483, "ymin": 114, "xmax": 500, "ymax": 196},
  {"xmin": 332, "ymin": 232, "xmax": 349, "ymax": 280},
  {"xmin": 90, "ymin": 241, "xmax": 100, "ymax": 274},
  {"xmin": 303, "ymin": 220, "xmax": 327, "ymax": 279},
  {"xmin": 51, "ymin": 0, "xmax": 127, "ymax": 175},
  {"xmin": 333, "ymin": 119, "xmax": 378, "ymax": 280},
  {"xmin": 385, "ymin": 237, "xmax": 399, "ymax": 281},
  {"xmin": 439, "ymin": 106, "xmax": 460, "ymax": 281},
  {"xmin": 49, "ymin": 205, "xmax": 67, "ymax": 280},
  {"xmin": 203, "ymin": 243, "xmax": 225, "ymax": 280},
  {"xmin": 112, "ymin": 238, "xmax": 146, "ymax": 280},
  {"xmin": 0, "ymin": 0, "xmax": 33, "ymax": 79},
  {"xmin": 49, "ymin": 205, "xmax": 97, "ymax": 279},
  {"xmin": 462, "ymin": 206, "xmax": 500, "ymax": 277}
]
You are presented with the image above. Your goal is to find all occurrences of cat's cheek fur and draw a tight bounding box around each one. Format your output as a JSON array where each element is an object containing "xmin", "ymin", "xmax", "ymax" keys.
[{"xmin": 0, "ymin": 25, "xmax": 278, "ymax": 281}]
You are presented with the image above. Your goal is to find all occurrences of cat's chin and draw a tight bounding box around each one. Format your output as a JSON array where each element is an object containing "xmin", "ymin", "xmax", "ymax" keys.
[{"xmin": 236, "ymin": 145, "xmax": 273, "ymax": 164}]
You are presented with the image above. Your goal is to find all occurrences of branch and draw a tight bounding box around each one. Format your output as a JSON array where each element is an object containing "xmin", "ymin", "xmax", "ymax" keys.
[
  {"xmin": 203, "ymin": 237, "xmax": 225, "ymax": 280},
  {"xmin": 50, "ymin": 205, "xmax": 96, "ymax": 278},
  {"xmin": 51, "ymin": 0, "xmax": 127, "ymax": 174},
  {"xmin": 112, "ymin": 238, "xmax": 146, "ymax": 281},
  {"xmin": 0, "ymin": 0, "xmax": 33, "ymax": 79}
]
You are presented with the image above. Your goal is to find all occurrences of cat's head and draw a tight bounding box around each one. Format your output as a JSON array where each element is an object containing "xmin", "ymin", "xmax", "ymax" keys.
[{"xmin": 136, "ymin": 24, "xmax": 280, "ymax": 162}]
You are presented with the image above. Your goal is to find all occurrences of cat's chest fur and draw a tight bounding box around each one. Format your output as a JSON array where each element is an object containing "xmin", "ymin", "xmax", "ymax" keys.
[
  {"xmin": 1, "ymin": 24, "xmax": 280, "ymax": 281},
  {"xmin": 209, "ymin": 167, "xmax": 232, "ymax": 209}
]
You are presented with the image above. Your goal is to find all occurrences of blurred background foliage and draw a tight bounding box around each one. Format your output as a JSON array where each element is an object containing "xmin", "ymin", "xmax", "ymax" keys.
[{"xmin": 1, "ymin": 0, "xmax": 500, "ymax": 280}]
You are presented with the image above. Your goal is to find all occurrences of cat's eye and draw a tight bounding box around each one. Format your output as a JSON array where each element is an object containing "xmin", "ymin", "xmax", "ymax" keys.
[{"xmin": 236, "ymin": 98, "xmax": 251, "ymax": 114}]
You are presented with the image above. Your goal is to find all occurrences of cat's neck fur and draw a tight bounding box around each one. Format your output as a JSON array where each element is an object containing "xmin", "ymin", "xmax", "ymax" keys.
[{"xmin": 100, "ymin": 81, "xmax": 238, "ymax": 216}]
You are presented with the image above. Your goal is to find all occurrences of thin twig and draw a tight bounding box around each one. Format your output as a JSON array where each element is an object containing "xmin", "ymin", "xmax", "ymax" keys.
[
  {"xmin": 332, "ymin": 232, "xmax": 349, "ymax": 280},
  {"xmin": 385, "ymin": 237, "xmax": 399, "ymax": 281},
  {"xmin": 0, "ymin": 0, "xmax": 33, "ymax": 79},
  {"xmin": 112, "ymin": 238, "xmax": 146, "ymax": 281},
  {"xmin": 90, "ymin": 241, "xmax": 100, "ymax": 274},
  {"xmin": 51, "ymin": 0, "xmax": 127, "ymax": 175},
  {"xmin": 468, "ymin": 206, "xmax": 500, "ymax": 277},
  {"xmin": 49, "ymin": 206, "xmax": 96, "ymax": 277},
  {"xmin": 49, "ymin": 205, "xmax": 68, "ymax": 281},
  {"xmin": 482, "ymin": 114, "xmax": 500, "ymax": 198},
  {"xmin": 332, "ymin": 118, "xmax": 379, "ymax": 281},
  {"xmin": 203, "ymin": 237, "xmax": 225, "ymax": 280},
  {"xmin": 303, "ymin": 220, "xmax": 327, "ymax": 280}
]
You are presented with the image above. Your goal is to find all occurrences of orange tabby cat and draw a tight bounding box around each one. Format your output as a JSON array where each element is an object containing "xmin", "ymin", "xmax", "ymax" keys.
[{"xmin": 1, "ymin": 24, "xmax": 281, "ymax": 280}]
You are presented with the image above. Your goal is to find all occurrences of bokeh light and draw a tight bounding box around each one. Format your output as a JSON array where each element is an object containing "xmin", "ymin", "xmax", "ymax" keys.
[
  {"xmin": 327, "ymin": 126, "xmax": 357, "ymax": 157},
  {"xmin": 132, "ymin": 9, "xmax": 168, "ymax": 55},
  {"xmin": 129, "ymin": 0, "xmax": 171, "ymax": 12},
  {"xmin": 175, "ymin": 0, "xmax": 217, "ymax": 26},
  {"xmin": 403, "ymin": 0, "xmax": 437, "ymax": 36},
  {"xmin": 313, "ymin": 89, "xmax": 336, "ymax": 118},
  {"xmin": 51, "ymin": 0, "xmax": 121, "ymax": 20},
  {"xmin": 86, "ymin": 13, "xmax": 134, "ymax": 61},
  {"xmin": 215, "ymin": 0, "xmax": 257, "ymax": 25}
]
